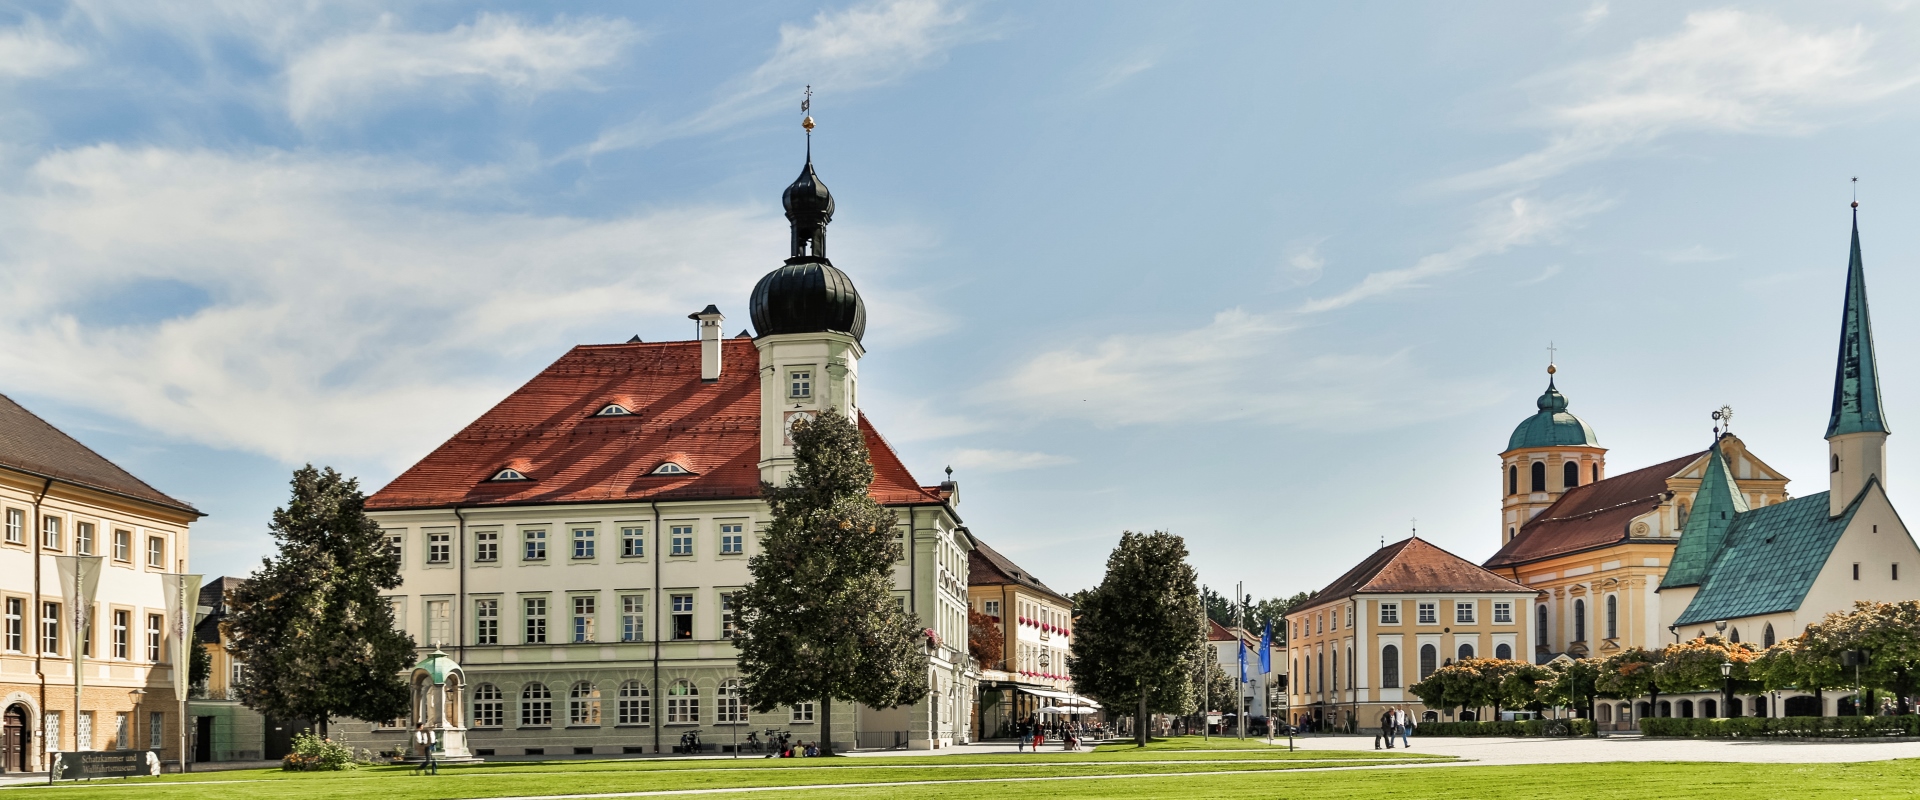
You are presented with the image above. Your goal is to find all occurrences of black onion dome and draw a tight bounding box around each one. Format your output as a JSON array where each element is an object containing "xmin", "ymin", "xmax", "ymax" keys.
[
  {"xmin": 782, "ymin": 159, "xmax": 834, "ymax": 225},
  {"xmin": 750, "ymin": 257, "xmax": 867, "ymax": 342}
]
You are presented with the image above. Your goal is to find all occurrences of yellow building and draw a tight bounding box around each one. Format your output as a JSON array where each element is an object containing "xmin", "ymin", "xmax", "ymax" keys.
[{"xmin": 965, "ymin": 538, "xmax": 1079, "ymax": 739}]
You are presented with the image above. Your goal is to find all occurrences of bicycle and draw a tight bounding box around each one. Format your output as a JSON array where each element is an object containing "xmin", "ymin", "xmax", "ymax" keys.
[{"xmin": 679, "ymin": 729, "xmax": 704, "ymax": 754}]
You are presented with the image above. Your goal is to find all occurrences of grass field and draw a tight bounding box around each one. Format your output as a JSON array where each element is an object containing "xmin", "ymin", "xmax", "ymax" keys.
[{"xmin": 12, "ymin": 737, "xmax": 1919, "ymax": 799}]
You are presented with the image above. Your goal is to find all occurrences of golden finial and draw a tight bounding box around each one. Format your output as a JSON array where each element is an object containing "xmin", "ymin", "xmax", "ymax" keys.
[
  {"xmin": 802, "ymin": 85, "xmax": 814, "ymax": 131},
  {"xmin": 1546, "ymin": 341, "xmax": 1557, "ymax": 375}
]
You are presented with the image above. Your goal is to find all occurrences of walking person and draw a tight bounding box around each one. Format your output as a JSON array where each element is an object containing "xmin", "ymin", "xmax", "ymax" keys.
[
  {"xmin": 1015, "ymin": 718, "xmax": 1027, "ymax": 753},
  {"xmin": 1397, "ymin": 708, "xmax": 1412, "ymax": 748},
  {"xmin": 413, "ymin": 723, "xmax": 439, "ymax": 775},
  {"xmin": 1378, "ymin": 709, "xmax": 1395, "ymax": 749}
]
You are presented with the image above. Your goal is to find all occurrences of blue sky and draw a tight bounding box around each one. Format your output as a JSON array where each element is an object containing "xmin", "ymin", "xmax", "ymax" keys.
[{"xmin": 5, "ymin": 1, "xmax": 1920, "ymax": 599}]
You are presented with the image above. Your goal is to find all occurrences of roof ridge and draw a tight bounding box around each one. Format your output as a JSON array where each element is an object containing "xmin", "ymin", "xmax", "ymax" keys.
[{"xmin": 0, "ymin": 393, "xmax": 199, "ymax": 515}]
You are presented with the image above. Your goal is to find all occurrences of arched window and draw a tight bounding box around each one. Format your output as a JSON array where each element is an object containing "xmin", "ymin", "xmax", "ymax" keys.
[
  {"xmin": 472, "ymin": 683, "xmax": 503, "ymax": 728},
  {"xmin": 1495, "ymin": 642, "xmax": 1512, "ymax": 660},
  {"xmin": 1458, "ymin": 643, "xmax": 1475, "ymax": 661},
  {"xmin": 1700, "ymin": 699, "xmax": 1715, "ymax": 718},
  {"xmin": 666, "ymin": 680, "xmax": 699, "ymax": 723},
  {"xmin": 1348, "ymin": 647, "xmax": 1355, "ymax": 688},
  {"xmin": 520, "ymin": 682, "xmax": 553, "ymax": 727},
  {"xmin": 1679, "ymin": 699, "xmax": 1695, "ymax": 718},
  {"xmin": 1763, "ymin": 623, "xmax": 1776, "ymax": 648},
  {"xmin": 717, "ymin": 679, "xmax": 744, "ymax": 724},
  {"xmin": 618, "ymin": 680, "xmax": 650, "ymax": 725},
  {"xmin": 1530, "ymin": 461, "xmax": 1547, "ymax": 492},
  {"xmin": 1332, "ymin": 649, "xmax": 1339, "ymax": 692},
  {"xmin": 1564, "ymin": 461, "xmax": 1580, "ymax": 489},
  {"xmin": 1419, "ymin": 644, "xmax": 1437, "ymax": 679},
  {"xmin": 570, "ymin": 681, "xmax": 601, "ymax": 726},
  {"xmin": 1381, "ymin": 645, "xmax": 1400, "ymax": 688},
  {"xmin": 1536, "ymin": 605, "xmax": 1548, "ymax": 648},
  {"xmin": 1573, "ymin": 599, "xmax": 1587, "ymax": 642},
  {"xmin": 1832, "ymin": 454, "xmax": 1840, "ymax": 473},
  {"xmin": 1729, "ymin": 627, "xmax": 1741, "ymax": 644},
  {"xmin": 1317, "ymin": 654, "xmax": 1325, "ymax": 693},
  {"xmin": 1677, "ymin": 501, "xmax": 1690, "ymax": 528},
  {"xmin": 1509, "ymin": 465, "xmax": 1518, "ymax": 495},
  {"xmin": 1592, "ymin": 463, "xmax": 1600, "ymax": 483},
  {"xmin": 1605, "ymin": 595, "xmax": 1617, "ymax": 639}
]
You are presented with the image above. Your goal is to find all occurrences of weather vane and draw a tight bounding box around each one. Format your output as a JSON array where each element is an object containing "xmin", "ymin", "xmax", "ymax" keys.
[
  {"xmin": 1853, "ymin": 176, "xmax": 1860, "ymax": 209},
  {"xmin": 802, "ymin": 86, "xmax": 814, "ymax": 131},
  {"xmin": 1712, "ymin": 405, "xmax": 1733, "ymax": 437}
]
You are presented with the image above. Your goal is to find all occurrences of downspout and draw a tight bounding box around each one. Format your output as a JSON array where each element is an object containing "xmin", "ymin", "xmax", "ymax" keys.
[
  {"xmin": 453, "ymin": 506, "xmax": 467, "ymax": 662},
  {"xmin": 30, "ymin": 477, "xmax": 50, "ymax": 767},
  {"xmin": 651, "ymin": 501, "xmax": 661, "ymax": 755}
]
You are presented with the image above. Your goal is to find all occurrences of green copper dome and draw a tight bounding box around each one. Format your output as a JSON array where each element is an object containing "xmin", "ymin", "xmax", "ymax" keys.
[
  {"xmin": 414, "ymin": 649, "xmax": 461, "ymax": 686},
  {"xmin": 1507, "ymin": 377, "xmax": 1599, "ymax": 451}
]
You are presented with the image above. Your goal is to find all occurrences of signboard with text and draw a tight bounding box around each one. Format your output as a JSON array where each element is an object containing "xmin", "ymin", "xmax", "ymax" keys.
[{"xmin": 54, "ymin": 750, "xmax": 158, "ymax": 780}]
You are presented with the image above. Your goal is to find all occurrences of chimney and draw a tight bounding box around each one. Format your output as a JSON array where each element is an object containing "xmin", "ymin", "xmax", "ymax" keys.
[{"xmin": 689, "ymin": 305, "xmax": 724, "ymax": 381}]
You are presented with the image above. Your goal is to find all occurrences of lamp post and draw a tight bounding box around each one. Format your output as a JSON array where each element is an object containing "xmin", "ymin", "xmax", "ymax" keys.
[
  {"xmin": 1719, "ymin": 661, "xmax": 1733, "ymax": 720},
  {"xmin": 128, "ymin": 690, "xmax": 145, "ymax": 753}
]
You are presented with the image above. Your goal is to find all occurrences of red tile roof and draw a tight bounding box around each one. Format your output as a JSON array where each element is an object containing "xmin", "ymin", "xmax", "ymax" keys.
[
  {"xmin": 1295, "ymin": 537, "xmax": 1530, "ymax": 615},
  {"xmin": 1482, "ymin": 451, "xmax": 1701, "ymax": 569},
  {"xmin": 968, "ymin": 537, "xmax": 1070, "ymax": 604},
  {"xmin": 367, "ymin": 339, "xmax": 943, "ymax": 511}
]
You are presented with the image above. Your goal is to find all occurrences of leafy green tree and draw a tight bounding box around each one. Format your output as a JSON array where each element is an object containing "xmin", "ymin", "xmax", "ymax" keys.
[
  {"xmin": 1497, "ymin": 661, "xmax": 1556, "ymax": 712},
  {"xmin": 1410, "ymin": 658, "xmax": 1509, "ymax": 719},
  {"xmin": 188, "ymin": 632, "xmax": 213, "ymax": 688},
  {"xmin": 1595, "ymin": 648, "xmax": 1660, "ymax": 718},
  {"xmin": 1200, "ymin": 652, "xmax": 1235, "ymax": 715},
  {"xmin": 1538, "ymin": 658, "xmax": 1604, "ymax": 721},
  {"xmin": 1069, "ymin": 530, "xmax": 1205, "ymax": 745},
  {"xmin": 1654, "ymin": 636, "xmax": 1759, "ymax": 698},
  {"xmin": 733, "ymin": 411, "xmax": 927, "ymax": 756},
  {"xmin": 1818, "ymin": 600, "xmax": 1920, "ymax": 714},
  {"xmin": 224, "ymin": 466, "xmax": 414, "ymax": 736}
]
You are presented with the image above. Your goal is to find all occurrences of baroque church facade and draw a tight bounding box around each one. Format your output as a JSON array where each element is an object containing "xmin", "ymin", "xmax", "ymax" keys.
[{"xmin": 338, "ymin": 137, "xmax": 978, "ymax": 755}]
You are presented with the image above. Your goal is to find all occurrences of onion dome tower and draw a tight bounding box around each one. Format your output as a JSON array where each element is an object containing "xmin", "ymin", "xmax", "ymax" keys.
[
  {"xmin": 748, "ymin": 112, "xmax": 867, "ymax": 342},
  {"xmin": 1498, "ymin": 361, "xmax": 1607, "ymax": 545}
]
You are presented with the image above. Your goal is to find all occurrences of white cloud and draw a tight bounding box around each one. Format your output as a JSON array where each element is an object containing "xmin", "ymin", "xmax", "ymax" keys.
[
  {"xmin": 1446, "ymin": 10, "xmax": 1920, "ymax": 191},
  {"xmin": 1299, "ymin": 193, "xmax": 1606, "ymax": 313},
  {"xmin": 585, "ymin": 0, "xmax": 976, "ymax": 155},
  {"xmin": 1577, "ymin": 2, "xmax": 1610, "ymax": 31},
  {"xmin": 0, "ymin": 18, "xmax": 86, "ymax": 77},
  {"xmin": 1284, "ymin": 240, "xmax": 1326, "ymax": 286},
  {"xmin": 287, "ymin": 13, "xmax": 637, "ymax": 124},
  {"xmin": 947, "ymin": 448, "xmax": 1072, "ymax": 473},
  {"xmin": 986, "ymin": 308, "xmax": 1500, "ymax": 429},
  {"xmin": 0, "ymin": 144, "xmax": 829, "ymax": 468}
]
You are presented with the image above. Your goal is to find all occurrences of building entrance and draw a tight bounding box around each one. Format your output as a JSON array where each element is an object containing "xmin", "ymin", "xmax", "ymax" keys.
[{"xmin": 2, "ymin": 705, "xmax": 26, "ymax": 772}]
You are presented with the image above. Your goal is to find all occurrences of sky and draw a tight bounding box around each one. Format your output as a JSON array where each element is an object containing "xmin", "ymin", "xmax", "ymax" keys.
[{"xmin": 4, "ymin": 1, "xmax": 1920, "ymax": 601}]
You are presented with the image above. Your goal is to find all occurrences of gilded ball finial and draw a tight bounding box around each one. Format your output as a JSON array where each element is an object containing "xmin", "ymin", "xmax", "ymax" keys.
[
  {"xmin": 1547, "ymin": 363, "xmax": 1557, "ymax": 375},
  {"xmin": 802, "ymin": 115, "xmax": 815, "ymax": 131},
  {"xmin": 1852, "ymin": 201, "xmax": 1860, "ymax": 208}
]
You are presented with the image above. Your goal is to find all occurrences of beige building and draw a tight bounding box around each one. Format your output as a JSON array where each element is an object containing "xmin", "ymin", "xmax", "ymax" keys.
[
  {"xmin": 966, "ymin": 539, "xmax": 1077, "ymax": 738},
  {"xmin": 0, "ymin": 394, "xmax": 201, "ymax": 771}
]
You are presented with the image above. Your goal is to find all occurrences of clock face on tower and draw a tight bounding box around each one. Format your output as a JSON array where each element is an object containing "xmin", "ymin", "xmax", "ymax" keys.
[{"xmin": 783, "ymin": 410, "xmax": 816, "ymax": 445}]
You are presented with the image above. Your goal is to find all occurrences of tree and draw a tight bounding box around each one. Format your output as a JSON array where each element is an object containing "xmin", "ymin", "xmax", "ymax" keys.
[
  {"xmin": 1595, "ymin": 648, "xmax": 1660, "ymax": 720},
  {"xmin": 1538, "ymin": 658, "xmax": 1604, "ymax": 721},
  {"xmin": 1496, "ymin": 661, "xmax": 1556, "ymax": 713},
  {"xmin": 1654, "ymin": 636, "xmax": 1759, "ymax": 698},
  {"xmin": 224, "ymin": 466, "xmax": 414, "ymax": 736},
  {"xmin": 733, "ymin": 411, "xmax": 927, "ymax": 756},
  {"xmin": 1818, "ymin": 600, "xmax": 1920, "ymax": 714},
  {"xmin": 188, "ymin": 632, "xmax": 213, "ymax": 689},
  {"xmin": 1069, "ymin": 530, "xmax": 1205, "ymax": 745},
  {"xmin": 967, "ymin": 608, "xmax": 1004, "ymax": 670},
  {"xmin": 1200, "ymin": 653, "xmax": 1235, "ymax": 715}
]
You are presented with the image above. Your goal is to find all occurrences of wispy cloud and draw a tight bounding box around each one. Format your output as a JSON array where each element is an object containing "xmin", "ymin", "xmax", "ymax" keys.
[
  {"xmin": 1577, "ymin": 2, "xmax": 1610, "ymax": 32},
  {"xmin": 0, "ymin": 18, "xmax": 86, "ymax": 78},
  {"xmin": 287, "ymin": 13, "xmax": 637, "ymax": 125},
  {"xmin": 1284, "ymin": 239, "xmax": 1326, "ymax": 286},
  {"xmin": 1299, "ymin": 193, "xmax": 1607, "ymax": 313},
  {"xmin": 947, "ymin": 448, "xmax": 1072, "ymax": 473},
  {"xmin": 1093, "ymin": 49, "xmax": 1157, "ymax": 92},
  {"xmin": 1517, "ymin": 264, "xmax": 1562, "ymax": 285},
  {"xmin": 583, "ymin": 0, "xmax": 976, "ymax": 155},
  {"xmin": 1444, "ymin": 10, "xmax": 1920, "ymax": 191},
  {"xmin": 1660, "ymin": 244, "xmax": 1731, "ymax": 263}
]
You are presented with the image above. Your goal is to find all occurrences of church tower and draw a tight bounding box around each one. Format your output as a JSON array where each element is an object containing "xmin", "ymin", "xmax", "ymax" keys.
[
  {"xmin": 1499, "ymin": 364, "xmax": 1607, "ymax": 545},
  {"xmin": 1827, "ymin": 207, "xmax": 1889, "ymax": 516},
  {"xmin": 750, "ymin": 112, "xmax": 867, "ymax": 484}
]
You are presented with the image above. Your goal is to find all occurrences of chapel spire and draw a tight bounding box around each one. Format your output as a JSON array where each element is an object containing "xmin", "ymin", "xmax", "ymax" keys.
[
  {"xmin": 1826, "ymin": 207, "xmax": 1888, "ymax": 438},
  {"xmin": 1661, "ymin": 436, "xmax": 1748, "ymax": 590}
]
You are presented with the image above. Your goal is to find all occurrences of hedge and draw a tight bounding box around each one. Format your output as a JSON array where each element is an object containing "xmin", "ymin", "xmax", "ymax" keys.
[
  {"xmin": 1639, "ymin": 715, "xmax": 1920, "ymax": 738},
  {"xmin": 1414, "ymin": 719, "xmax": 1596, "ymax": 737}
]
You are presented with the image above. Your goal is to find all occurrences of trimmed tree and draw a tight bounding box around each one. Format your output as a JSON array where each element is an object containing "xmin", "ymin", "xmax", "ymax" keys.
[
  {"xmin": 1069, "ymin": 530, "xmax": 1204, "ymax": 745},
  {"xmin": 1819, "ymin": 600, "xmax": 1920, "ymax": 714},
  {"xmin": 224, "ymin": 465, "xmax": 414, "ymax": 736},
  {"xmin": 733, "ymin": 411, "xmax": 927, "ymax": 756},
  {"xmin": 1595, "ymin": 647, "xmax": 1660, "ymax": 723}
]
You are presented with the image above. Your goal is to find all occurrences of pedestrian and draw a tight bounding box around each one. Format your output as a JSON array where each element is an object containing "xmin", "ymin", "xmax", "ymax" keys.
[
  {"xmin": 413, "ymin": 723, "xmax": 439, "ymax": 776},
  {"xmin": 1397, "ymin": 708, "xmax": 1412, "ymax": 748},
  {"xmin": 1016, "ymin": 718, "xmax": 1027, "ymax": 752},
  {"xmin": 1377, "ymin": 709, "xmax": 1395, "ymax": 749}
]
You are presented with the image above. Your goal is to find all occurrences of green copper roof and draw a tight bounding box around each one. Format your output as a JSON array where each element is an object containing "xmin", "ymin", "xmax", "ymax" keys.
[
  {"xmin": 1507, "ymin": 377, "xmax": 1599, "ymax": 451},
  {"xmin": 414, "ymin": 649, "xmax": 461, "ymax": 685},
  {"xmin": 1660, "ymin": 440, "xmax": 1750, "ymax": 589},
  {"xmin": 1827, "ymin": 210, "xmax": 1889, "ymax": 438},
  {"xmin": 1672, "ymin": 489, "xmax": 1860, "ymax": 626}
]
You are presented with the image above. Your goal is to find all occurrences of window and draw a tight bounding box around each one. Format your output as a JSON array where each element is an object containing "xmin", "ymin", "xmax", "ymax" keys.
[
  {"xmin": 595, "ymin": 404, "xmax": 631, "ymax": 416},
  {"xmin": 1853, "ymin": 563, "xmax": 1861, "ymax": 581},
  {"xmin": 618, "ymin": 681, "xmax": 650, "ymax": 725},
  {"xmin": 1493, "ymin": 602, "xmax": 1513, "ymax": 623},
  {"xmin": 1605, "ymin": 595, "xmax": 1618, "ymax": 639},
  {"xmin": 475, "ymin": 530, "xmax": 498, "ymax": 562},
  {"xmin": 621, "ymin": 527, "xmax": 645, "ymax": 558},
  {"xmin": 4, "ymin": 599, "xmax": 19, "ymax": 652},
  {"xmin": 1379, "ymin": 602, "xmax": 1399, "ymax": 624},
  {"xmin": 1530, "ymin": 461, "xmax": 1547, "ymax": 492},
  {"xmin": 1592, "ymin": 463, "xmax": 1600, "ymax": 483},
  {"xmin": 789, "ymin": 370, "xmax": 812, "ymax": 399},
  {"xmin": 524, "ymin": 530, "xmax": 547, "ymax": 561},
  {"xmin": 1496, "ymin": 643, "xmax": 1513, "ymax": 660},
  {"xmin": 1419, "ymin": 644, "xmax": 1437, "ymax": 679},
  {"xmin": 524, "ymin": 597, "xmax": 548, "ymax": 644},
  {"xmin": 570, "ymin": 682, "xmax": 601, "ymax": 726},
  {"xmin": 1537, "ymin": 604, "xmax": 1548, "ymax": 646},
  {"xmin": 720, "ymin": 593, "xmax": 737, "ymax": 639},
  {"xmin": 720, "ymin": 524, "xmax": 744, "ymax": 555},
  {"xmin": 116, "ymin": 712, "xmax": 129, "ymax": 750},
  {"xmin": 1381, "ymin": 645, "xmax": 1400, "ymax": 688},
  {"xmin": 666, "ymin": 681, "xmax": 698, "ymax": 723},
  {"xmin": 112, "ymin": 530, "xmax": 130, "ymax": 562},
  {"xmin": 387, "ymin": 531, "xmax": 404, "ymax": 563},
  {"xmin": 42, "ymin": 602, "xmax": 59, "ymax": 655},
  {"xmin": 150, "ymin": 712, "xmax": 163, "ymax": 750},
  {"xmin": 670, "ymin": 526, "xmax": 694, "ymax": 556},
  {"xmin": 717, "ymin": 680, "xmax": 743, "ymax": 724},
  {"xmin": 77, "ymin": 713, "xmax": 91, "ymax": 751},
  {"xmin": 1729, "ymin": 627, "xmax": 1741, "ymax": 644},
  {"xmin": 1573, "ymin": 599, "xmax": 1587, "ymax": 642},
  {"xmin": 76, "ymin": 523, "xmax": 94, "ymax": 556},
  {"xmin": 475, "ymin": 599, "xmax": 499, "ymax": 645},
  {"xmin": 146, "ymin": 536, "xmax": 164, "ymax": 568},
  {"xmin": 112, "ymin": 610, "xmax": 128, "ymax": 659},
  {"xmin": 572, "ymin": 528, "xmax": 595, "ymax": 559},
  {"xmin": 1832, "ymin": 454, "xmax": 1840, "ymax": 473},
  {"xmin": 147, "ymin": 614, "xmax": 162, "ymax": 661},
  {"xmin": 1455, "ymin": 602, "xmax": 1475, "ymax": 624},
  {"xmin": 1508, "ymin": 465, "xmax": 1517, "ymax": 496},
  {"xmin": 44, "ymin": 713, "xmax": 57, "ymax": 754},
  {"xmin": 651, "ymin": 462, "xmax": 689, "ymax": 475},
  {"xmin": 621, "ymin": 595, "xmax": 644, "ymax": 642},
  {"xmin": 1458, "ymin": 643, "xmax": 1474, "ymax": 660},
  {"xmin": 427, "ymin": 600, "xmax": 450, "ymax": 647},
  {"xmin": 1333, "ymin": 608, "xmax": 1340, "ymax": 629},
  {"xmin": 520, "ymin": 683, "xmax": 552, "ymax": 727},
  {"xmin": 1316, "ymin": 613, "xmax": 1323, "ymax": 634},
  {"xmin": 42, "ymin": 517, "xmax": 61, "ymax": 550},
  {"xmin": 473, "ymin": 684, "xmax": 503, "ymax": 727},
  {"xmin": 572, "ymin": 596, "xmax": 596, "ymax": 643},
  {"xmin": 1417, "ymin": 602, "xmax": 1437, "ymax": 625},
  {"xmin": 791, "ymin": 702, "xmax": 815, "ymax": 723},
  {"xmin": 1763, "ymin": 623, "xmax": 1776, "ymax": 648},
  {"xmin": 429, "ymin": 532, "xmax": 451, "ymax": 564},
  {"xmin": 491, "ymin": 468, "xmax": 528, "ymax": 481},
  {"xmin": 984, "ymin": 600, "xmax": 1000, "ymax": 619},
  {"xmin": 672, "ymin": 594, "xmax": 693, "ymax": 640},
  {"xmin": 1563, "ymin": 460, "xmax": 1580, "ymax": 489},
  {"xmin": 2, "ymin": 509, "xmax": 18, "ymax": 544}
]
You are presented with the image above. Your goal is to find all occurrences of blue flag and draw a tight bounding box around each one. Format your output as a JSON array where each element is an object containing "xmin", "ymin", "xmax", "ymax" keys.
[
  {"xmin": 1237, "ymin": 637, "xmax": 1248, "ymax": 683},
  {"xmin": 1259, "ymin": 621, "xmax": 1273, "ymax": 674}
]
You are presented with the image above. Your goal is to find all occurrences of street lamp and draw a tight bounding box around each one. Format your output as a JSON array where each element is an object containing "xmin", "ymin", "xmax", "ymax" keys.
[
  {"xmin": 129, "ymin": 690, "xmax": 146, "ymax": 752},
  {"xmin": 1719, "ymin": 661, "xmax": 1733, "ymax": 719}
]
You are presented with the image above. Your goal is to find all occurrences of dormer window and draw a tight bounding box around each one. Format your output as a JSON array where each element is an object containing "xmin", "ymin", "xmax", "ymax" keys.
[
  {"xmin": 650, "ymin": 463, "xmax": 689, "ymax": 476},
  {"xmin": 595, "ymin": 404, "xmax": 632, "ymax": 417},
  {"xmin": 491, "ymin": 468, "xmax": 529, "ymax": 481}
]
